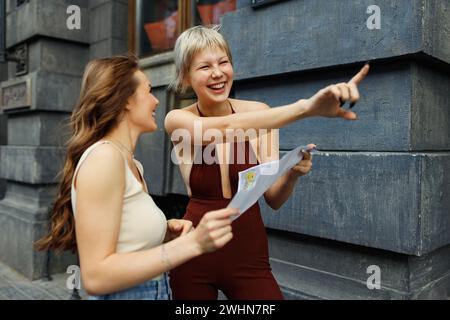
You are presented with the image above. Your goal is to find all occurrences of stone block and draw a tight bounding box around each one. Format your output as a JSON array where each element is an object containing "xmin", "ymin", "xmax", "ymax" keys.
[
  {"xmin": 89, "ymin": 38, "xmax": 128, "ymax": 60},
  {"xmin": 237, "ymin": 0, "xmax": 253, "ymax": 9},
  {"xmin": 7, "ymin": 112, "xmax": 69, "ymax": 146},
  {"xmin": 260, "ymin": 151, "xmax": 450, "ymax": 256},
  {"xmin": 0, "ymin": 182, "xmax": 77, "ymax": 279},
  {"xmin": 411, "ymin": 61, "xmax": 450, "ymax": 150},
  {"xmin": 423, "ymin": 0, "xmax": 450, "ymax": 65},
  {"xmin": 6, "ymin": 0, "xmax": 89, "ymax": 48},
  {"xmin": 235, "ymin": 61, "xmax": 450, "ymax": 151},
  {"xmin": 89, "ymin": 0, "xmax": 128, "ymax": 43},
  {"xmin": 408, "ymin": 245, "xmax": 450, "ymax": 299},
  {"xmin": 0, "ymin": 114, "xmax": 5, "ymax": 200},
  {"xmin": 222, "ymin": 0, "xmax": 450, "ymax": 80},
  {"xmin": 0, "ymin": 146, "xmax": 64, "ymax": 184},
  {"xmin": 418, "ymin": 154, "xmax": 450, "ymax": 253},
  {"xmin": 1, "ymin": 71, "xmax": 81, "ymax": 113},
  {"xmin": 267, "ymin": 229, "xmax": 450, "ymax": 299},
  {"xmin": 27, "ymin": 39, "xmax": 89, "ymax": 77},
  {"xmin": 268, "ymin": 230, "xmax": 409, "ymax": 299}
]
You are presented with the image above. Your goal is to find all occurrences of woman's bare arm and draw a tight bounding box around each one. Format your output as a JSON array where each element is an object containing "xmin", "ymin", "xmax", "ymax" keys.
[
  {"xmin": 165, "ymin": 65, "xmax": 369, "ymax": 146},
  {"xmin": 75, "ymin": 144, "xmax": 234, "ymax": 295},
  {"xmin": 165, "ymin": 99, "xmax": 311, "ymax": 146}
]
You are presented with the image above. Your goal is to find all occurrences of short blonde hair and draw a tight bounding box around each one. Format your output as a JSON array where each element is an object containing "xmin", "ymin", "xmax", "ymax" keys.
[{"xmin": 171, "ymin": 25, "xmax": 233, "ymax": 93}]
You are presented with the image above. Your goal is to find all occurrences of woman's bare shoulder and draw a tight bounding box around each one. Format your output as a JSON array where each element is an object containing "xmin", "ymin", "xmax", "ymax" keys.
[
  {"xmin": 166, "ymin": 103, "xmax": 198, "ymax": 119},
  {"xmin": 229, "ymin": 98, "xmax": 270, "ymax": 112},
  {"xmin": 75, "ymin": 143, "xmax": 125, "ymax": 189},
  {"xmin": 182, "ymin": 103, "xmax": 198, "ymax": 112}
]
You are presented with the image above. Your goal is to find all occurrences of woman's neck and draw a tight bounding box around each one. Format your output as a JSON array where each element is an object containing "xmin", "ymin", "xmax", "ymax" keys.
[
  {"xmin": 103, "ymin": 121, "xmax": 139, "ymax": 158},
  {"xmin": 197, "ymin": 99, "xmax": 232, "ymax": 117}
]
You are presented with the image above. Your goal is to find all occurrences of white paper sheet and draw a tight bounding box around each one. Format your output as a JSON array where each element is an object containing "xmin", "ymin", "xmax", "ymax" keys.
[{"xmin": 228, "ymin": 145, "xmax": 315, "ymax": 220}]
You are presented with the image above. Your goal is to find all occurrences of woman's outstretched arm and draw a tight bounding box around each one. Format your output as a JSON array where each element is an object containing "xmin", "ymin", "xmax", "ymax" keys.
[{"xmin": 165, "ymin": 65, "xmax": 369, "ymax": 146}]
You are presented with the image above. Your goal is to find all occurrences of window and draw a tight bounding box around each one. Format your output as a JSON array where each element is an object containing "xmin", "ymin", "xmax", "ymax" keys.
[
  {"xmin": 133, "ymin": 0, "xmax": 236, "ymax": 58},
  {"xmin": 135, "ymin": 0, "xmax": 179, "ymax": 56},
  {"xmin": 194, "ymin": 0, "xmax": 236, "ymax": 25}
]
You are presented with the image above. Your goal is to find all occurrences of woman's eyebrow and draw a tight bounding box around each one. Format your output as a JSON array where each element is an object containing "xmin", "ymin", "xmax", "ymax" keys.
[
  {"xmin": 193, "ymin": 56, "xmax": 228, "ymax": 67},
  {"xmin": 193, "ymin": 61, "xmax": 209, "ymax": 67}
]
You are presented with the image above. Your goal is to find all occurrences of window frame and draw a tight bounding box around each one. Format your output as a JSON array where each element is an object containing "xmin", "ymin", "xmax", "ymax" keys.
[{"xmin": 130, "ymin": 0, "xmax": 235, "ymax": 58}]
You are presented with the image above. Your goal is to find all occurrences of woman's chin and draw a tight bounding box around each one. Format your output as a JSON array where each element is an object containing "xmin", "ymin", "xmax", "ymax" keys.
[
  {"xmin": 207, "ymin": 92, "xmax": 230, "ymax": 104},
  {"xmin": 146, "ymin": 123, "xmax": 158, "ymax": 133}
]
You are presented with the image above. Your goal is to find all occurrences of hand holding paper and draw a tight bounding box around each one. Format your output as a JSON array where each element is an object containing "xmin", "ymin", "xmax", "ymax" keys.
[
  {"xmin": 228, "ymin": 145, "xmax": 316, "ymax": 220},
  {"xmin": 289, "ymin": 143, "xmax": 315, "ymax": 177}
]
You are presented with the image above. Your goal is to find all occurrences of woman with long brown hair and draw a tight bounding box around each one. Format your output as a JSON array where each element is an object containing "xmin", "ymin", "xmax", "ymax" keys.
[{"xmin": 35, "ymin": 54, "xmax": 237, "ymax": 300}]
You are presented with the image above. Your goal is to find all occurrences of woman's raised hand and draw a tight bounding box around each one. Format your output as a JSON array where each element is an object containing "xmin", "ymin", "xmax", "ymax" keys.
[
  {"xmin": 192, "ymin": 208, "xmax": 238, "ymax": 254},
  {"xmin": 304, "ymin": 64, "xmax": 370, "ymax": 120}
]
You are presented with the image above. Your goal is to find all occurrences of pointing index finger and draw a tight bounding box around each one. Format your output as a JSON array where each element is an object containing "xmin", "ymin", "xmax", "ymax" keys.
[{"xmin": 349, "ymin": 64, "xmax": 370, "ymax": 85}]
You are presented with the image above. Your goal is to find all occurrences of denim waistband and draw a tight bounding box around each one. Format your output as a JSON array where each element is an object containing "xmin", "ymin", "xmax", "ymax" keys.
[{"xmin": 88, "ymin": 272, "xmax": 172, "ymax": 300}]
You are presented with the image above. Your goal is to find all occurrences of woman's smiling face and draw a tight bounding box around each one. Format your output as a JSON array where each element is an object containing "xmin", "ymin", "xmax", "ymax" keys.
[
  {"xmin": 127, "ymin": 70, "xmax": 160, "ymax": 132},
  {"xmin": 187, "ymin": 46, "xmax": 234, "ymax": 105}
]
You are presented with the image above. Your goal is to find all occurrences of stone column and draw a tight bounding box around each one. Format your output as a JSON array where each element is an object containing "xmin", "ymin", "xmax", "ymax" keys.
[
  {"xmin": 0, "ymin": 0, "xmax": 89, "ymax": 280},
  {"xmin": 89, "ymin": 0, "xmax": 128, "ymax": 59},
  {"xmin": 0, "ymin": 0, "xmax": 129, "ymax": 280},
  {"xmin": 0, "ymin": 62, "xmax": 7, "ymax": 200}
]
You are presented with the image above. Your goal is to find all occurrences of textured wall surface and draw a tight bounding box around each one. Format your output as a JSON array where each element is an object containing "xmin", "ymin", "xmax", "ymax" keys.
[
  {"xmin": 219, "ymin": 0, "xmax": 450, "ymax": 299},
  {"xmin": 0, "ymin": 0, "xmax": 127, "ymax": 280},
  {"xmin": 224, "ymin": 0, "xmax": 449, "ymax": 80}
]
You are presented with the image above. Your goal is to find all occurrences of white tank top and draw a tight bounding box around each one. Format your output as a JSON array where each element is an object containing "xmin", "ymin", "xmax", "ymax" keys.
[{"xmin": 71, "ymin": 140, "xmax": 167, "ymax": 256}]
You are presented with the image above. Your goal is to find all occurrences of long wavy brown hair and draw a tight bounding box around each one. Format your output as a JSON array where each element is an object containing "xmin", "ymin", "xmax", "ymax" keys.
[{"xmin": 35, "ymin": 54, "xmax": 140, "ymax": 252}]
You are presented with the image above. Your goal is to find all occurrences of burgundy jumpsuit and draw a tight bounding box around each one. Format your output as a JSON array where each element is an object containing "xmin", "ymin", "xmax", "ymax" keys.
[{"xmin": 169, "ymin": 104, "xmax": 283, "ymax": 300}]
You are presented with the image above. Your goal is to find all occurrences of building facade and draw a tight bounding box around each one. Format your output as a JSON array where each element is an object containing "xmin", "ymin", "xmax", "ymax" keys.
[{"xmin": 0, "ymin": 0, "xmax": 449, "ymax": 299}]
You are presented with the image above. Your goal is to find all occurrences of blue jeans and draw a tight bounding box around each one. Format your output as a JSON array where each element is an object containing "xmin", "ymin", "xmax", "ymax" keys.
[{"xmin": 89, "ymin": 273, "xmax": 172, "ymax": 300}]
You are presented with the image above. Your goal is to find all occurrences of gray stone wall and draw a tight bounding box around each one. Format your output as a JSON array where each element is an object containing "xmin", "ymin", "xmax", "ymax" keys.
[
  {"xmin": 89, "ymin": 0, "xmax": 128, "ymax": 59},
  {"xmin": 0, "ymin": 0, "xmax": 128, "ymax": 280},
  {"xmin": 218, "ymin": 0, "xmax": 450, "ymax": 299},
  {"xmin": 145, "ymin": 1, "xmax": 450, "ymax": 298},
  {"xmin": 268, "ymin": 229, "xmax": 450, "ymax": 299},
  {"xmin": 0, "ymin": 62, "xmax": 6, "ymax": 200},
  {"xmin": 0, "ymin": 115, "xmax": 5, "ymax": 200}
]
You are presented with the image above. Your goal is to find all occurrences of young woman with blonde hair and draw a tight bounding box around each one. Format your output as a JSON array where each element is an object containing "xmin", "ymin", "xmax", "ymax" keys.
[
  {"xmin": 165, "ymin": 25, "xmax": 369, "ymax": 299},
  {"xmin": 35, "ymin": 54, "xmax": 238, "ymax": 300}
]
